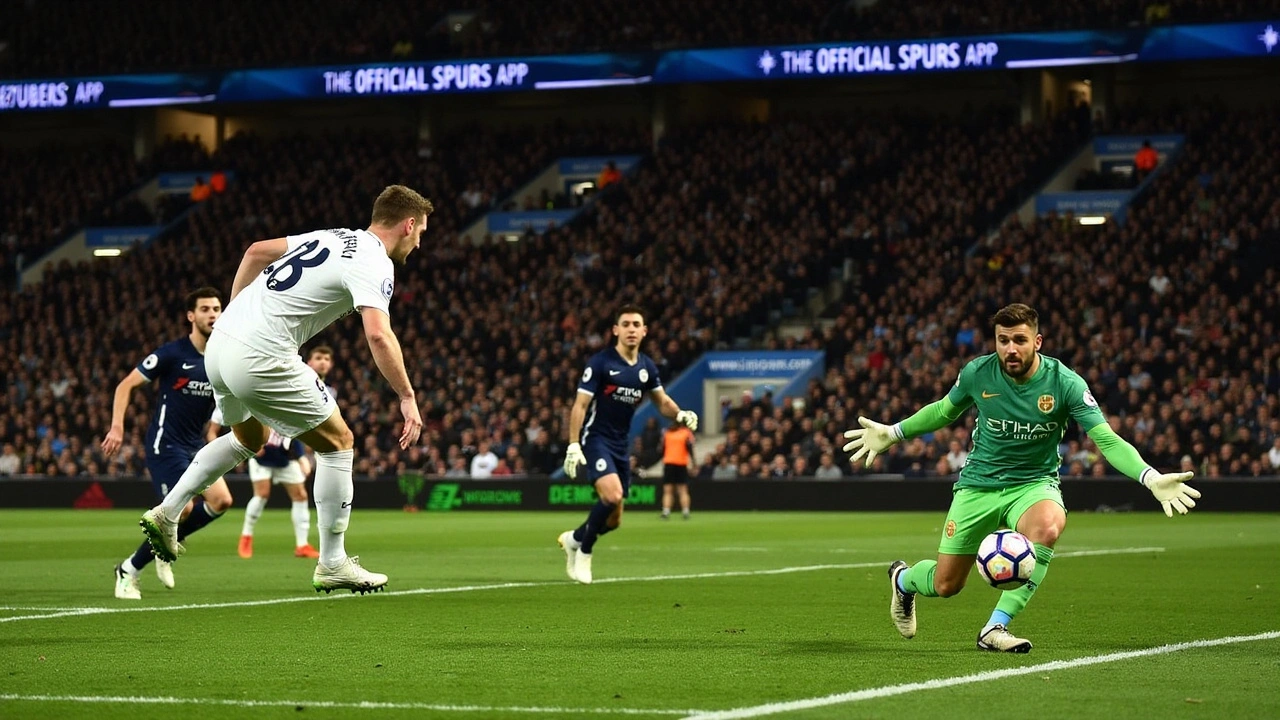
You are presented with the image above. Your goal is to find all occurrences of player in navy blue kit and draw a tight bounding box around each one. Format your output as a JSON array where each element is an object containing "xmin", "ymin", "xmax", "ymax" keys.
[
  {"xmin": 103, "ymin": 287, "xmax": 231, "ymax": 600},
  {"xmin": 237, "ymin": 346, "xmax": 336, "ymax": 559},
  {"xmin": 558, "ymin": 305, "xmax": 698, "ymax": 584}
]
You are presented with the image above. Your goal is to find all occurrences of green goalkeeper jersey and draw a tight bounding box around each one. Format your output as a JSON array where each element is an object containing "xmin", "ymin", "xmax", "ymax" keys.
[{"xmin": 947, "ymin": 353, "xmax": 1107, "ymax": 488}]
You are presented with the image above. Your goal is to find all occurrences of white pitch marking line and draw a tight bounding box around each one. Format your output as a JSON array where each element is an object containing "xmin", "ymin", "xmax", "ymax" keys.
[
  {"xmin": 0, "ymin": 547, "xmax": 1165, "ymax": 625},
  {"xmin": 682, "ymin": 630, "xmax": 1280, "ymax": 720},
  {"xmin": 0, "ymin": 694, "xmax": 702, "ymax": 715}
]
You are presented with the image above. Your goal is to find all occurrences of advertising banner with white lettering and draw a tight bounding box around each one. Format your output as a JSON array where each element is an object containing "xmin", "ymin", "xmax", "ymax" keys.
[{"xmin": 217, "ymin": 53, "xmax": 652, "ymax": 102}]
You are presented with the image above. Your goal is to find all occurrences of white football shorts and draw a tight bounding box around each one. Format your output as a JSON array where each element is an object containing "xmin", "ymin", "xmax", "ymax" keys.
[
  {"xmin": 248, "ymin": 458, "xmax": 307, "ymax": 485},
  {"xmin": 205, "ymin": 331, "xmax": 338, "ymax": 439}
]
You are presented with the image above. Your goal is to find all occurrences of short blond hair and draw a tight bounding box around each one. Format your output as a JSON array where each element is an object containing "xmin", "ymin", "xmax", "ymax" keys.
[{"xmin": 371, "ymin": 185, "xmax": 434, "ymax": 226}]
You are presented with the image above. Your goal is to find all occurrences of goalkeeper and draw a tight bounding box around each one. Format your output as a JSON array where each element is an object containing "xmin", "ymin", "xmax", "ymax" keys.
[{"xmin": 844, "ymin": 303, "xmax": 1200, "ymax": 653}]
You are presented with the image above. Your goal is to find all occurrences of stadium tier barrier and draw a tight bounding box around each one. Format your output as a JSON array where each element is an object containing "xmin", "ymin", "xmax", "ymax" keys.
[{"xmin": 3, "ymin": 476, "xmax": 1276, "ymax": 512}]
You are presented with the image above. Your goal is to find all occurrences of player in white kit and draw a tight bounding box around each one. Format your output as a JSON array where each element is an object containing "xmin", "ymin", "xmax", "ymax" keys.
[{"xmin": 139, "ymin": 185, "xmax": 431, "ymax": 594}]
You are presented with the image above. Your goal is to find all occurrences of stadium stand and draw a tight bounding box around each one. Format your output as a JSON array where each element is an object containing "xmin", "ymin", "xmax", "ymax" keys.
[
  {"xmin": 0, "ymin": 105, "xmax": 1092, "ymax": 478},
  {"xmin": 702, "ymin": 104, "xmax": 1280, "ymax": 479}
]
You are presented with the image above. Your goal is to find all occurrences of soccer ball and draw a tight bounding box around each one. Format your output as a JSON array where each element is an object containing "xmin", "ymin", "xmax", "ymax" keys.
[{"xmin": 975, "ymin": 530, "xmax": 1036, "ymax": 590}]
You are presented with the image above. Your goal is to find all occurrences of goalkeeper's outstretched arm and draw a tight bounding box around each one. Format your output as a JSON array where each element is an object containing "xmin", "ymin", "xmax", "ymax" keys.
[
  {"xmin": 1087, "ymin": 422, "xmax": 1201, "ymax": 517},
  {"xmin": 843, "ymin": 396, "xmax": 968, "ymax": 467}
]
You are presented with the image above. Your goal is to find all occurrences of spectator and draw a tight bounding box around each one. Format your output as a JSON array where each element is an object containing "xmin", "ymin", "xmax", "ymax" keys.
[
  {"xmin": 813, "ymin": 452, "xmax": 843, "ymax": 480},
  {"xmin": 1134, "ymin": 139, "xmax": 1159, "ymax": 181},
  {"xmin": 209, "ymin": 170, "xmax": 228, "ymax": 194},
  {"xmin": 596, "ymin": 160, "xmax": 621, "ymax": 190},
  {"xmin": 0, "ymin": 443, "xmax": 20, "ymax": 475},
  {"xmin": 470, "ymin": 440, "xmax": 499, "ymax": 478},
  {"xmin": 189, "ymin": 176, "xmax": 212, "ymax": 203},
  {"xmin": 944, "ymin": 440, "xmax": 969, "ymax": 474}
]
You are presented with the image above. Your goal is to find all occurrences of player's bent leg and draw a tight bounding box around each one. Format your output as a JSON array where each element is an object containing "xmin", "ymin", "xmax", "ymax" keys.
[
  {"xmin": 981, "ymin": 498, "xmax": 1065, "ymax": 651},
  {"xmin": 567, "ymin": 474, "xmax": 623, "ymax": 585},
  {"xmin": 300, "ymin": 410, "xmax": 383, "ymax": 592},
  {"xmin": 148, "ymin": 428, "xmax": 259, "ymax": 561}
]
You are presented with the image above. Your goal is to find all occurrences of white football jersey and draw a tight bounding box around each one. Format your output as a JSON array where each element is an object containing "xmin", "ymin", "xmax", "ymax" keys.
[{"xmin": 216, "ymin": 228, "xmax": 394, "ymax": 356}]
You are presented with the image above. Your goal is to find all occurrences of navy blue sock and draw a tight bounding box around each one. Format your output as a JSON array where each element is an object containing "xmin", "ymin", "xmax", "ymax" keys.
[
  {"xmin": 176, "ymin": 498, "xmax": 223, "ymax": 541},
  {"xmin": 129, "ymin": 540, "xmax": 155, "ymax": 571},
  {"xmin": 575, "ymin": 500, "xmax": 616, "ymax": 554}
]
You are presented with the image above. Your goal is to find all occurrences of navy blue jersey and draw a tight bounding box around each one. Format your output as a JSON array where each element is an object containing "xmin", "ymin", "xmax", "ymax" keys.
[
  {"xmin": 136, "ymin": 337, "xmax": 215, "ymax": 458},
  {"xmin": 257, "ymin": 429, "xmax": 307, "ymax": 468},
  {"xmin": 576, "ymin": 347, "xmax": 662, "ymax": 453}
]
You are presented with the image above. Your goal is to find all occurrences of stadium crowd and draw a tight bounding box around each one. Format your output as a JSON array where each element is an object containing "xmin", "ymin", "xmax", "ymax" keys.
[
  {"xmin": 700, "ymin": 104, "xmax": 1280, "ymax": 480},
  {"xmin": 4, "ymin": 0, "xmax": 1280, "ymax": 77},
  {"xmin": 1, "ymin": 103, "xmax": 1096, "ymax": 479}
]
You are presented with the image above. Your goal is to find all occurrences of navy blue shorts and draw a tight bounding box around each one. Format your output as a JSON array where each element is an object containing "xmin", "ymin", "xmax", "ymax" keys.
[
  {"xmin": 583, "ymin": 443, "xmax": 631, "ymax": 494},
  {"xmin": 146, "ymin": 449, "xmax": 197, "ymax": 499}
]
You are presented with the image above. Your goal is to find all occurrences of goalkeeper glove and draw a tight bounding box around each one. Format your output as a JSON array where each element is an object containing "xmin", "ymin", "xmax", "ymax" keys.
[
  {"xmin": 563, "ymin": 442, "xmax": 586, "ymax": 480},
  {"xmin": 1140, "ymin": 468, "xmax": 1201, "ymax": 517},
  {"xmin": 675, "ymin": 410, "xmax": 699, "ymax": 431},
  {"xmin": 842, "ymin": 416, "xmax": 903, "ymax": 468}
]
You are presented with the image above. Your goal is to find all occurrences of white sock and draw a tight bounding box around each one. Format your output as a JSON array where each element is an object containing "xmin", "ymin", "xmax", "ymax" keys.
[
  {"xmin": 242, "ymin": 495, "xmax": 267, "ymax": 537},
  {"xmin": 160, "ymin": 434, "xmax": 254, "ymax": 519},
  {"xmin": 291, "ymin": 500, "xmax": 310, "ymax": 547},
  {"xmin": 121, "ymin": 558, "xmax": 140, "ymax": 576},
  {"xmin": 313, "ymin": 449, "xmax": 354, "ymax": 567}
]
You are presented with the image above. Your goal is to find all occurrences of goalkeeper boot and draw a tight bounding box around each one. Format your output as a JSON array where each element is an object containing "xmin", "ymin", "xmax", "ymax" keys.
[
  {"xmin": 140, "ymin": 506, "xmax": 184, "ymax": 563},
  {"xmin": 155, "ymin": 558, "xmax": 175, "ymax": 589},
  {"xmin": 573, "ymin": 550, "xmax": 593, "ymax": 585},
  {"xmin": 114, "ymin": 564, "xmax": 141, "ymax": 600},
  {"xmin": 888, "ymin": 560, "xmax": 917, "ymax": 639},
  {"xmin": 977, "ymin": 624, "xmax": 1033, "ymax": 653},
  {"xmin": 312, "ymin": 556, "xmax": 387, "ymax": 595},
  {"xmin": 557, "ymin": 531, "xmax": 579, "ymax": 581}
]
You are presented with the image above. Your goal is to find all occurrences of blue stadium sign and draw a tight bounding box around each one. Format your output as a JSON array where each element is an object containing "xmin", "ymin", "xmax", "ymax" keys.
[{"xmin": 1, "ymin": 20, "xmax": 1276, "ymax": 113}]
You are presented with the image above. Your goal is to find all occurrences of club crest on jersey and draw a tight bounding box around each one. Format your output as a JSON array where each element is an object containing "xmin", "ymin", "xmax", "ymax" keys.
[
  {"xmin": 1038, "ymin": 394, "xmax": 1055, "ymax": 413},
  {"xmin": 945, "ymin": 520, "xmax": 956, "ymax": 538},
  {"xmin": 638, "ymin": 368, "xmax": 649, "ymax": 383}
]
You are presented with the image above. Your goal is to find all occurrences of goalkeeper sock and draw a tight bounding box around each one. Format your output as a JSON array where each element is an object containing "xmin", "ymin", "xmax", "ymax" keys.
[
  {"xmin": 899, "ymin": 560, "xmax": 940, "ymax": 597},
  {"xmin": 993, "ymin": 544, "xmax": 1055, "ymax": 622}
]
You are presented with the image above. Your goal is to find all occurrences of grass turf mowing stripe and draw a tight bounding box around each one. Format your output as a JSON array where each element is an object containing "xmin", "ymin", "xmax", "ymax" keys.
[
  {"xmin": 0, "ymin": 547, "xmax": 1164, "ymax": 625},
  {"xmin": 682, "ymin": 630, "xmax": 1280, "ymax": 719},
  {"xmin": 0, "ymin": 694, "xmax": 704, "ymax": 715}
]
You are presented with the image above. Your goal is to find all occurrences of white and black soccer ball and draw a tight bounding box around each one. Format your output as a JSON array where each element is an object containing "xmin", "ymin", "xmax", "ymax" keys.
[{"xmin": 975, "ymin": 530, "xmax": 1036, "ymax": 590}]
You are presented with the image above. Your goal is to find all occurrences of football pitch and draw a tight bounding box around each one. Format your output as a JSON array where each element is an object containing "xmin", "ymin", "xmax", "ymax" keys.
[{"xmin": 1, "ymin": 509, "xmax": 1277, "ymax": 719}]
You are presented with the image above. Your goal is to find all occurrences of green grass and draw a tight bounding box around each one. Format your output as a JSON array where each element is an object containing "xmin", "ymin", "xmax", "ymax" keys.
[{"xmin": 1, "ymin": 510, "xmax": 1277, "ymax": 719}]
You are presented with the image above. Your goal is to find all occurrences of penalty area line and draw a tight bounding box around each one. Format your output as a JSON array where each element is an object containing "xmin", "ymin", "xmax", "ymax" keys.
[
  {"xmin": 681, "ymin": 630, "xmax": 1280, "ymax": 720},
  {"xmin": 0, "ymin": 546, "xmax": 1164, "ymax": 625}
]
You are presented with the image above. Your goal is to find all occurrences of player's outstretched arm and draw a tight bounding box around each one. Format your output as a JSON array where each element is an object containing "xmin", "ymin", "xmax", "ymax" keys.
[
  {"xmin": 650, "ymin": 388, "xmax": 698, "ymax": 431},
  {"xmin": 230, "ymin": 238, "xmax": 288, "ymax": 301},
  {"xmin": 1087, "ymin": 423, "xmax": 1201, "ymax": 517},
  {"xmin": 842, "ymin": 396, "xmax": 966, "ymax": 467},
  {"xmin": 360, "ymin": 307, "xmax": 421, "ymax": 449},
  {"xmin": 101, "ymin": 369, "xmax": 150, "ymax": 457}
]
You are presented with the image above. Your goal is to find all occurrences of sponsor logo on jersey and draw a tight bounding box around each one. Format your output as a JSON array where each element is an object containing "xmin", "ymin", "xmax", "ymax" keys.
[
  {"xmin": 603, "ymin": 384, "xmax": 643, "ymax": 405},
  {"xmin": 981, "ymin": 390, "xmax": 1001, "ymax": 399},
  {"xmin": 1038, "ymin": 395, "xmax": 1055, "ymax": 413},
  {"xmin": 984, "ymin": 418, "xmax": 1061, "ymax": 441},
  {"xmin": 172, "ymin": 377, "xmax": 214, "ymax": 397}
]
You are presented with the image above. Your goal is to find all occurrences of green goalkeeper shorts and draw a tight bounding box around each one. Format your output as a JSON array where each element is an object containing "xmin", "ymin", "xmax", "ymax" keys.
[{"xmin": 937, "ymin": 478, "xmax": 1064, "ymax": 555}]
